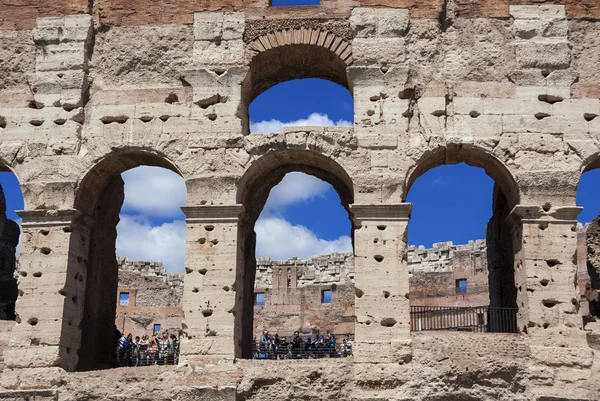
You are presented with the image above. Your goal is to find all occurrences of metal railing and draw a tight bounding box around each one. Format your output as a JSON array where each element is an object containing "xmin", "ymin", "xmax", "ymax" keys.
[
  {"xmin": 410, "ymin": 305, "xmax": 518, "ymax": 333},
  {"xmin": 252, "ymin": 342, "xmax": 353, "ymax": 360}
]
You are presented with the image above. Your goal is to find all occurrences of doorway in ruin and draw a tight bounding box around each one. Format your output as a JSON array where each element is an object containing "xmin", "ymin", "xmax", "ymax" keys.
[
  {"xmin": 576, "ymin": 166, "xmax": 600, "ymax": 327},
  {"xmin": 405, "ymin": 152, "xmax": 521, "ymax": 333},
  {"xmin": 74, "ymin": 152, "xmax": 187, "ymax": 371},
  {"xmin": 0, "ymin": 168, "xmax": 22, "ymax": 322}
]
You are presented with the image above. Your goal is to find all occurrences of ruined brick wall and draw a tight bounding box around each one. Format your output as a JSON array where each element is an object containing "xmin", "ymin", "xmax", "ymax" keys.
[
  {"xmin": 408, "ymin": 241, "xmax": 491, "ymax": 307},
  {"xmin": 254, "ymin": 253, "xmax": 355, "ymax": 337},
  {"xmin": 115, "ymin": 258, "xmax": 185, "ymax": 337}
]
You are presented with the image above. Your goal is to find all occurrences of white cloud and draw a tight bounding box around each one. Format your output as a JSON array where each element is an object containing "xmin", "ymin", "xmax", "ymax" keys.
[
  {"xmin": 121, "ymin": 166, "xmax": 186, "ymax": 218},
  {"xmin": 255, "ymin": 216, "xmax": 352, "ymax": 260},
  {"xmin": 116, "ymin": 215, "xmax": 186, "ymax": 272},
  {"xmin": 264, "ymin": 172, "xmax": 331, "ymax": 210},
  {"xmin": 250, "ymin": 113, "xmax": 352, "ymax": 134}
]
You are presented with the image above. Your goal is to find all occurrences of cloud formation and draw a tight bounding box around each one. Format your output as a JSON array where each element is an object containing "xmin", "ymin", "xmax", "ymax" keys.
[
  {"xmin": 264, "ymin": 172, "xmax": 331, "ymax": 210},
  {"xmin": 250, "ymin": 113, "xmax": 352, "ymax": 134},
  {"xmin": 116, "ymin": 215, "xmax": 186, "ymax": 272},
  {"xmin": 121, "ymin": 166, "xmax": 186, "ymax": 218},
  {"xmin": 254, "ymin": 216, "xmax": 352, "ymax": 260}
]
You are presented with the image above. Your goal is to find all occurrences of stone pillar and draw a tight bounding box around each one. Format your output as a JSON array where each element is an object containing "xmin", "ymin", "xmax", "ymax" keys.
[
  {"xmin": 508, "ymin": 205, "xmax": 593, "ymax": 370},
  {"xmin": 4, "ymin": 210, "xmax": 91, "ymax": 371},
  {"xmin": 179, "ymin": 205, "xmax": 244, "ymax": 364},
  {"xmin": 350, "ymin": 203, "xmax": 412, "ymax": 364}
]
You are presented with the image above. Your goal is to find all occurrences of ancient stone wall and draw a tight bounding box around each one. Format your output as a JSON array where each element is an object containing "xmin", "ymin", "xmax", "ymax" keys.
[
  {"xmin": 115, "ymin": 258, "xmax": 185, "ymax": 338},
  {"xmin": 1, "ymin": 1, "xmax": 600, "ymax": 400}
]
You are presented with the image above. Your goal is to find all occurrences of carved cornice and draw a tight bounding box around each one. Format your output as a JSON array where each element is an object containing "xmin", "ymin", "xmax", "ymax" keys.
[
  {"xmin": 17, "ymin": 209, "xmax": 94, "ymax": 231},
  {"xmin": 350, "ymin": 203, "xmax": 413, "ymax": 224},
  {"xmin": 247, "ymin": 28, "xmax": 353, "ymax": 65},
  {"xmin": 506, "ymin": 205, "xmax": 583, "ymax": 226},
  {"xmin": 181, "ymin": 204, "xmax": 245, "ymax": 224}
]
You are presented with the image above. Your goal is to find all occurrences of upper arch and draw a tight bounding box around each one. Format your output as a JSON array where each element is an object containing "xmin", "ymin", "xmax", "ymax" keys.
[{"xmin": 404, "ymin": 145, "xmax": 521, "ymax": 209}]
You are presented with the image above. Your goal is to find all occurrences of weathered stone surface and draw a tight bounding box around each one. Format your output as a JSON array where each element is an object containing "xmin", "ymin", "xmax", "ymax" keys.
[{"xmin": 0, "ymin": 2, "xmax": 599, "ymax": 400}]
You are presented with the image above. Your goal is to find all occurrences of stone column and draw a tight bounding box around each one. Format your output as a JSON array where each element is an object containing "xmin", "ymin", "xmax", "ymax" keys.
[
  {"xmin": 508, "ymin": 205, "xmax": 593, "ymax": 369},
  {"xmin": 4, "ymin": 210, "xmax": 91, "ymax": 371},
  {"xmin": 350, "ymin": 203, "xmax": 412, "ymax": 364},
  {"xmin": 179, "ymin": 205, "xmax": 244, "ymax": 364}
]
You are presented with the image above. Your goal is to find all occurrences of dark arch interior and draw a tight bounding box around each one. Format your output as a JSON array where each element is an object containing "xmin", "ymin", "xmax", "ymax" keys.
[
  {"xmin": 235, "ymin": 150, "xmax": 354, "ymax": 358},
  {"xmin": 74, "ymin": 152, "xmax": 184, "ymax": 371}
]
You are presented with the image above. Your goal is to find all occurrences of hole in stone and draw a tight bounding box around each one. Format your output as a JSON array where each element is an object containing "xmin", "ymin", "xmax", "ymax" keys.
[
  {"xmin": 192, "ymin": 288, "xmax": 199, "ymax": 293},
  {"xmin": 30, "ymin": 338, "xmax": 40, "ymax": 346},
  {"xmin": 206, "ymin": 329, "xmax": 217, "ymax": 336},
  {"xmin": 40, "ymin": 247, "xmax": 52, "ymax": 255},
  {"xmin": 535, "ymin": 113, "xmax": 551, "ymax": 120},
  {"xmin": 538, "ymin": 223, "xmax": 548, "ymax": 231},
  {"xmin": 380, "ymin": 318, "xmax": 397, "ymax": 327},
  {"xmin": 571, "ymin": 298, "xmax": 579, "ymax": 307},
  {"xmin": 541, "ymin": 70, "xmax": 550, "ymax": 77},
  {"xmin": 542, "ymin": 299, "xmax": 560, "ymax": 308},
  {"xmin": 540, "ymin": 278, "xmax": 550, "ymax": 286},
  {"xmin": 71, "ymin": 295, "xmax": 78, "ymax": 304},
  {"xmin": 58, "ymin": 288, "xmax": 67, "ymax": 296},
  {"xmin": 195, "ymin": 94, "xmax": 226, "ymax": 109},
  {"xmin": 165, "ymin": 93, "xmax": 179, "ymax": 104},
  {"xmin": 365, "ymin": 320, "xmax": 371, "ymax": 325},
  {"xmin": 538, "ymin": 94, "xmax": 564, "ymax": 104},
  {"xmin": 377, "ymin": 225, "xmax": 387, "ymax": 231},
  {"xmin": 53, "ymin": 119, "xmax": 66, "ymax": 126},
  {"xmin": 159, "ymin": 115, "xmax": 170, "ymax": 122},
  {"xmin": 431, "ymin": 110, "xmax": 446, "ymax": 117},
  {"xmin": 383, "ymin": 290, "xmax": 390, "ymax": 299},
  {"xmin": 199, "ymin": 237, "xmax": 206, "ymax": 244},
  {"xmin": 115, "ymin": 116, "xmax": 129, "ymax": 124},
  {"xmin": 139, "ymin": 116, "xmax": 153, "ymax": 123},
  {"xmin": 28, "ymin": 100, "xmax": 44, "ymax": 109},
  {"xmin": 202, "ymin": 309, "xmax": 213, "ymax": 317},
  {"xmin": 366, "ymin": 110, "xmax": 375, "ymax": 116},
  {"xmin": 380, "ymin": 65, "xmax": 389, "ymax": 74},
  {"xmin": 584, "ymin": 113, "xmax": 598, "ymax": 122},
  {"xmin": 402, "ymin": 110, "xmax": 413, "ymax": 118},
  {"xmin": 542, "ymin": 202, "xmax": 551, "ymax": 212},
  {"xmin": 374, "ymin": 255, "xmax": 384, "ymax": 262},
  {"xmin": 28, "ymin": 317, "xmax": 38, "ymax": 326},
  {"xmin": 40, "ymin": 229, "xmax": 50, "ymax": 236},
  {"xmin": 222, "ymin": 286, "xmax": 230, "ymax": 292},
  {"xmin": 543, "ymin": 323, "xmax": 550, "ymax": 329},
  {"xmin": 205, "ymin": 225, "xmax": 214, "ymax": 231},
  {"xmin": 546, "ymin": 259, "xmax": 561, "ymax": 267},
  {"xmin": 0, "ymin": 116, "xmax": 5, "ymax": 129},
  {"xmin": 469, "ymin": 111, "xmax": 480, "ymax": 118},
  {"xmin": 199, "ymin": 268, "xmax": 208, "ymax": 275},
  {"xmin": 29, "ymin": 119, "xmax": 44, "ymax": 127},
  {"xmin": 355, "ymin": 288, "xmax": 364, "ymax": 298},
  {"xmin": 185, "ymin": 267, "xmax": 193, "ymax": 274},
  {"xmin": 373, "ymin": 238, "xmax": 379, "ymax": 243},
  {"xmin": 20, "ymin": 271, "xmax": 27, "ymax": 277},
  {"xmin": 213, "ymin": 68, "xmax": 226, "ymax": 76},
  {"xmin": 62, "ymin": 104, "xmax": 76, "ymax": 112},
  {"xmin": 33, "ymin": 272, "xmax": 42, "ymax": 278},
  {"xmin": 211, "ymin": 239, "xmax": 219, "ymax": 245},
  {"xmin": 63, "ymin": 226, "xmax": 73, "ymax": 233},
  {"xmin": 370, "ymin": 95, "xmax": 381, "ymax": 102},
  {"xmin": 207, "ymin": 113, "xmax": 218, "ymax": 121}
]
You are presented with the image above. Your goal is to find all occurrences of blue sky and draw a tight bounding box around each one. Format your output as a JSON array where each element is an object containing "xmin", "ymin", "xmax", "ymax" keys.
[
  {"xmin": 3, "ymin": 78, "xmax": 600, "ymax": 270},
  {"xmin": 271, "ymin": 0, "xmax": 320, "ymax": 6}
]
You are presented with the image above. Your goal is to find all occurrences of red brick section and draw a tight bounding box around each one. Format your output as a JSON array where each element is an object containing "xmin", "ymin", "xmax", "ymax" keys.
[
  {"xmin": 1, "ymin": 0, "xmax": 598, "ymax": 30},
  {"xmin": 0, "ymin": 0, "xmax": 89, "ymax": 30}
]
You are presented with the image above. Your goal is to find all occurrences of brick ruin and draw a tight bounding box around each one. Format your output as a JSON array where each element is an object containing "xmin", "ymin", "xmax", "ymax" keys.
[{"xmin": 1, "ymin": 1, "xmax": 600, "ymax": 400}]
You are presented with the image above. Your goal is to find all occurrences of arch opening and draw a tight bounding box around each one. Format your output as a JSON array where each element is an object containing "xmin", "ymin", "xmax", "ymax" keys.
[
  {"xmin": 0, "ymin": 169, "xmax": 22, "ymax": 322},
  {"xmin": 73, "ymin": 151, "xmax": 187, "ymax": 371},
  {"xmin": 575, "ymin": 167, "xmax": 600, "ymax": 327},
  {"xmin": 406, "ymin": 153, "xmax": 521, "ymax": 334},
  {"xmin": 236, "ymin": 150, "xmax": 355, "ymax": 359}
]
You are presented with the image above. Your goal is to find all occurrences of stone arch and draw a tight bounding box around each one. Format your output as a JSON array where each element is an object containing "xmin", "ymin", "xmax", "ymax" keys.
[
  {"xmin": 242, "ymin": 28, "xmax": 352, "ymax": 134},
  {"xmin": 71, "ymin": 149, "xmax": 185, "ymax": 371},
  {"xmin": 404, "ymin": 145, "xmax": 520, "ymax": 209},
  {"xmin": 235, "ymin": 148, "xmax": 354, "ymax": 358},
  {"xmin": 404, "ymin": 145, "xmax": 523, "ymax": 331}
]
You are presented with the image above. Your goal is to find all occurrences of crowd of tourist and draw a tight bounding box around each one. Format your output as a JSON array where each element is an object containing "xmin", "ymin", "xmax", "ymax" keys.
[
  {"xmin": 253, "ymin": 330, "xmax": 353, "ymax": 359},
  {"xmin": 113, "ymin": 327, "xmax": 180, "ymax": 367}
]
